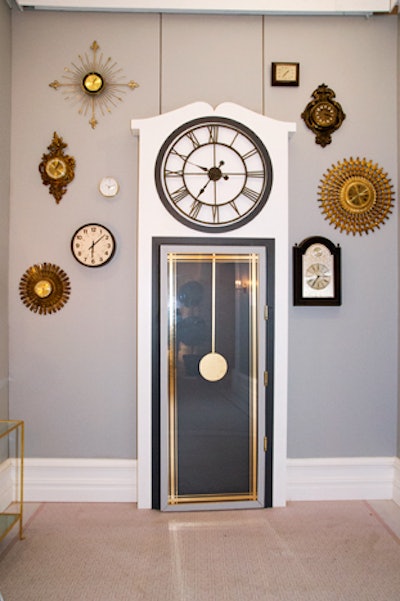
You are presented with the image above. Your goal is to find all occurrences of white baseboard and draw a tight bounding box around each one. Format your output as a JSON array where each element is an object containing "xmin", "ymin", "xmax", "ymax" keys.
[
  {"xmin": 17, "ymin": 456, "xmax": 399, "ymax": 504},
  {"xmin": 23, "ymin": 458, "xmax": 137, "ymax": 503},
  {"xmin": 287, "ymin": 457, "xmax": 396, "ymax": 502},
  {"xmin": 393, "ymin": 457, "xmax": 400, "ymax": 506}
]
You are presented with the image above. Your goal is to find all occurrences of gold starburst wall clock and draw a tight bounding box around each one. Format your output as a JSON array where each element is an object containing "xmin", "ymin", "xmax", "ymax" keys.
[
  {"xmin": 19, "ymin": 263, "xmax": 71, "ymax": 315},
  {"xmin": 318, "ymin": 157, "xmax": 394, "ymax": 235},
  {"xmin": 49, "ymin": 40, "xmax": 139, "ymax": 129}
]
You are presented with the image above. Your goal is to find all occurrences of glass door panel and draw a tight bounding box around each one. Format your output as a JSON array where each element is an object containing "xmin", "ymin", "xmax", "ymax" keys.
[{"xmin": 159, "ymin": 247, "xmax": 266, "ymax": 511}]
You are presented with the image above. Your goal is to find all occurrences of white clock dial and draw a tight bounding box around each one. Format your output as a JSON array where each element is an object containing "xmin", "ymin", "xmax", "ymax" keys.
[
  {"xmin": 155, "ymin": 116, "xmax": 273, "ymax": 232},
  {"xmin": 302, "ymin": 243, "xmax": 334, "ymax": 298},
  {"xmin": 305, "ymin": 263, "xmax": 331, "ymax": 290},
  {"xmin": 71, "ymin": 223, "xmax": 116, "ymax": 268},
  {"xmin": 99, "ymin": 177, "xmax": 119, "ymax": 197}
]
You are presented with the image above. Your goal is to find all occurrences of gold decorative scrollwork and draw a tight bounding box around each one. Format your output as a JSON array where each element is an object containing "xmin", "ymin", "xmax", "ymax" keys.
[
  {"xmin": 39, "ymin": 132, "xmax": 75, "ymax": 204},
  {"xmin": 301, "ymin": 84, "xmax": 346, "ymax": 147},
  {"xmin": 49, "ymin": 40, "xmax": 139, "ymax": 129},
  {"xmin": 318, "ymin": 157, "xmax": 394, "ymax": 235},
  {"xmin": 19, "ymin": 263, "xmax": 71, "ymax": 315}
]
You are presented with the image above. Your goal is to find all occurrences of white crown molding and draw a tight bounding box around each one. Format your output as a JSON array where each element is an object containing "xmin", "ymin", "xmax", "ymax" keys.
[{"xmin": 13, "ymin": 0, "xmax": 398, "ymax": 15}]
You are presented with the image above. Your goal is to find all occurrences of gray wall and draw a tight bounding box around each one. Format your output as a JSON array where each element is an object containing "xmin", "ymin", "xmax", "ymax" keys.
[
  {"xmin": 398, "ymin": 14, "xmax": 400, "ymax": 460},
  {"xmin": 8, "ymin": 10, "xmax": 399, "ymax": 460},
  {"xmin": 0, "ymin": 1, "xmax": 11, "ymax": 420}
]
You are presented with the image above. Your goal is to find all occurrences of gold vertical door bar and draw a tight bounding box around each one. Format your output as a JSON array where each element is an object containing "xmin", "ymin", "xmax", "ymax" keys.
[
  {"xmin": 168, "ymin": 254, "xmax": 178, "ymax": 504},
  {"xmin": 211, "ymin": 254, "xmax": 216, "ymax": 353},
  {"xmin": 249, "ymin": 254, "xmax": 258, "ymax": 500}
]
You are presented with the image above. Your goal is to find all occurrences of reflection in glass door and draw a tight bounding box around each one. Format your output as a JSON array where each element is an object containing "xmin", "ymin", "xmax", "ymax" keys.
[{"xmin": 157, "ymin": 244, "xmax": 271, "ymax": 511}]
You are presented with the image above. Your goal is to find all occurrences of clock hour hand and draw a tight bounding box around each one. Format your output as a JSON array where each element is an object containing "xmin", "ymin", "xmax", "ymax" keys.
[{"xmin": 197, "ymin": 179, "xmax": 211, "ymax": 197}]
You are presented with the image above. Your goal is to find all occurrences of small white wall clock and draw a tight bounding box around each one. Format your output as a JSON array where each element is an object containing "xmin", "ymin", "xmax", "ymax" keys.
[{"xmin": 99, "ymin": 177, "xmax": 120, "ymax": 198}]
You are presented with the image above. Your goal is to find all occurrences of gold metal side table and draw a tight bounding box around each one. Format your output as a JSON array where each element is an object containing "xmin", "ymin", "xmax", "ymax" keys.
[{"xmin": 0, "ymin": 420, "xmax": 24, "ymax": 542}]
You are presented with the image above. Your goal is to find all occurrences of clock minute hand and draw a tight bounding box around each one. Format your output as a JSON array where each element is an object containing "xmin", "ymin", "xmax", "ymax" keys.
[
  {"xmin": 172, "ymin": 150, "xmax": 209, "ymax": 172},
  {"xmin": 92, "ymin": 234, "xmax": 105, "ymax": 246}
]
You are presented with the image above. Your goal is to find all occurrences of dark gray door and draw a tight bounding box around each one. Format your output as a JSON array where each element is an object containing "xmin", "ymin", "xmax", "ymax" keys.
[{"xmin": 154, "ymin": 241, "xmax": 273, "ymax": 511}]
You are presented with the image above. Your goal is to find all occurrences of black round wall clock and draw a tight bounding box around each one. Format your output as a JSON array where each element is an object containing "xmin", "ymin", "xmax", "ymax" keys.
[{"xmin": 155, "ymin": 116, "xmax": 273, "ymax": 232}]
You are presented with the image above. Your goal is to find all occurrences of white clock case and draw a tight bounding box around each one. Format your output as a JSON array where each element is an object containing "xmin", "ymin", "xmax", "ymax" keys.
[{"xmin": 132, "ymin": 102, "xmax": 295, "ymax": 508}]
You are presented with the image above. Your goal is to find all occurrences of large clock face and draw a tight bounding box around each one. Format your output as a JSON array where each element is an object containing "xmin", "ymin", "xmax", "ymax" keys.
[{"xmin": 155, "ymin": 116, "xmax": 273, "ymax": 232}]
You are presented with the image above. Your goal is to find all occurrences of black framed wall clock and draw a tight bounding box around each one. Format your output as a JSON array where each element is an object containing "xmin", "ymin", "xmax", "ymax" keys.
[
  {"xmin": 71, "ymin": 223, "xmax": 116, "ymax": 267},
  {"xmin": 271, "ymin": 62, "xmax": 299, "ymax": 87},
  {"xmin": 293, "ymin": 236, "xmax": 341, "ymax": 306},
  {"xmin": 154, "ymin": 116, "xmax": 273, "ymax": 232}
]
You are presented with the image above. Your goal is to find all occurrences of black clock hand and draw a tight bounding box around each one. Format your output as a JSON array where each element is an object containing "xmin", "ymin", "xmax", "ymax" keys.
[
  {"xmin": 197, "ymin": 179, "xmax": 212, "ymax": 197},
  {"xmin": 93, "ymin": 234, "xmax": 105, "ymax": 246},
  {"xmin": 172, "ymin": 150, "xmax": 209, "ymax": 172}
]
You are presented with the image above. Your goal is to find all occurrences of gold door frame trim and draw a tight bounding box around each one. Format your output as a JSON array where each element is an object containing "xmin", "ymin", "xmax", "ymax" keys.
[{"xmin": 167, "ymin": 251, "xmax": 260, "ymax": 506}]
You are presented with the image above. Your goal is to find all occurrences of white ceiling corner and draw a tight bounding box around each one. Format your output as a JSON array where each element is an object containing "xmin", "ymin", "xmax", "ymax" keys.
[{"xmin": 9, "ymin": 0, "xmax": 400, "ymax": 15}]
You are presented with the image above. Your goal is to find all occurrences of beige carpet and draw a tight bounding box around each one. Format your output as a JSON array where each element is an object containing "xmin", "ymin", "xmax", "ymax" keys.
[{"xmin": 0, "ymin": 501, "xmax": 399, "ymax": 600}]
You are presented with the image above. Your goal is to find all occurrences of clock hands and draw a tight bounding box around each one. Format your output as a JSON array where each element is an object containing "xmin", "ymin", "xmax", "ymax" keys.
[
  {"xmin": 88, "ymin": 233, "xmax": 106, "ymax": 257},
  {"xmin": 196, "ymin": 161, "xmax": 230, "ymax": 198}
]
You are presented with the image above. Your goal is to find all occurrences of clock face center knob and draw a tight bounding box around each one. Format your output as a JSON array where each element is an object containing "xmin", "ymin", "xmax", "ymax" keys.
[{"xmin": 208, "ymin": 166, "xmax": 222, "ymax": 182}]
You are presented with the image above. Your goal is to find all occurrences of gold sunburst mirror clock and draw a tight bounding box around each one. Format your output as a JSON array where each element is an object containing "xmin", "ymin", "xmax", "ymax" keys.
[
  {"xmin": 318, "ymin": 157, "xmax": 394, "ymax": 235},
  {"xmin": 19, "ymin": 263, "xmax": 71, "ymax": 315},
  {"xmin": 301, "ymin": 84, "xmax": 346, "ymax": 147},
  {"xmin": 39, "ymin": 132, "xmax": 76, "ymax": 204},
  {"xmin": 49, "ymin": 40, "xmax": 139, "ymax": 129}
]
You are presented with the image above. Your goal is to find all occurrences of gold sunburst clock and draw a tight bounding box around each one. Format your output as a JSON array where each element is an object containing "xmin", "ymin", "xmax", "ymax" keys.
[
  {"xmin": 49, "ymin": 40, "xmax": 139, "ymax": 129},
  {"xmin": 318, "ymin": 157, "xmax": 394, "ymax": 235},
  {"xmin": 39, "ymin": 132, "xmax": 76, "ymax": 204},
  {"xmin": 19, "ymin": 263, "xmax": 71, "ymax": 315}
]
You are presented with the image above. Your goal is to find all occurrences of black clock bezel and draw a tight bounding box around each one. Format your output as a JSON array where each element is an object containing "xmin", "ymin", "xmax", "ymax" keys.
[
  {"xmin": 293, "ymin": 236, "xmax": 341, "ymax": 306},
  {"xmin": 154, "ymin": 116, "xmax": 273, "ymax": 233}
]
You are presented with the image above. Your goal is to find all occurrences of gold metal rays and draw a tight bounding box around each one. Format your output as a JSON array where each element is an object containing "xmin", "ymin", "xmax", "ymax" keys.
[
  {"xmin": 19, "ymin": 263, "xmax": 71, "ymax": 315},
  {"xmin": 49, "ymin": 40, "xmax": 139, "ymax": 129},
  {"xmin": 318, "ymin": 157, "xmax": 394, "ymax": 235}
]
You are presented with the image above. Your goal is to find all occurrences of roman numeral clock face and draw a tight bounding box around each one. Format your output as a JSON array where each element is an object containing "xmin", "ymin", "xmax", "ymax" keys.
[{"xmin": 155, "ymin": 117, "xmax": 273, "ymax": 232}]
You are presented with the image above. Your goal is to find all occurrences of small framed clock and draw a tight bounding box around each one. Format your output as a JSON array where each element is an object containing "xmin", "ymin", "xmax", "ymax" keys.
[
  {"xmin": 293, "ymin": 236, "xmax": 341, "ymax": 306},
  {"xmin": 271, "ymin": 62, "xmax": 299, "ymax": 87},
  {"xmin": 71, "ymin": 223, "xmax": 116, "ymax": 268}
]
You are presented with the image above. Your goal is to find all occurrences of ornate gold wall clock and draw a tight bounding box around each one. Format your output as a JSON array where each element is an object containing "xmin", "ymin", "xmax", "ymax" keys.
[
  {"xmin": 49, "ymin": 40, "xmax": 139, "ymax": 129},
  {"xmin": 39, "ymin": 132, "xmax": 75, "ymax": 204},
  {"xmin": 301, "ymin": 84, "xmax": 346, "ymax": 147},
  {"xmin": 155, "ymin": 116, "xmax": 273, "ymax": 232},
  {"xmin": 293, "ymin": 236, "xmax": 341, "ymax": 306},
  {"xmin": 19, "ymin": 263, "xmax": 71, "ymax": 315},
  {"xmin": 318, "ymin": 157, "xmax": 394, "ymax": 235}
]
